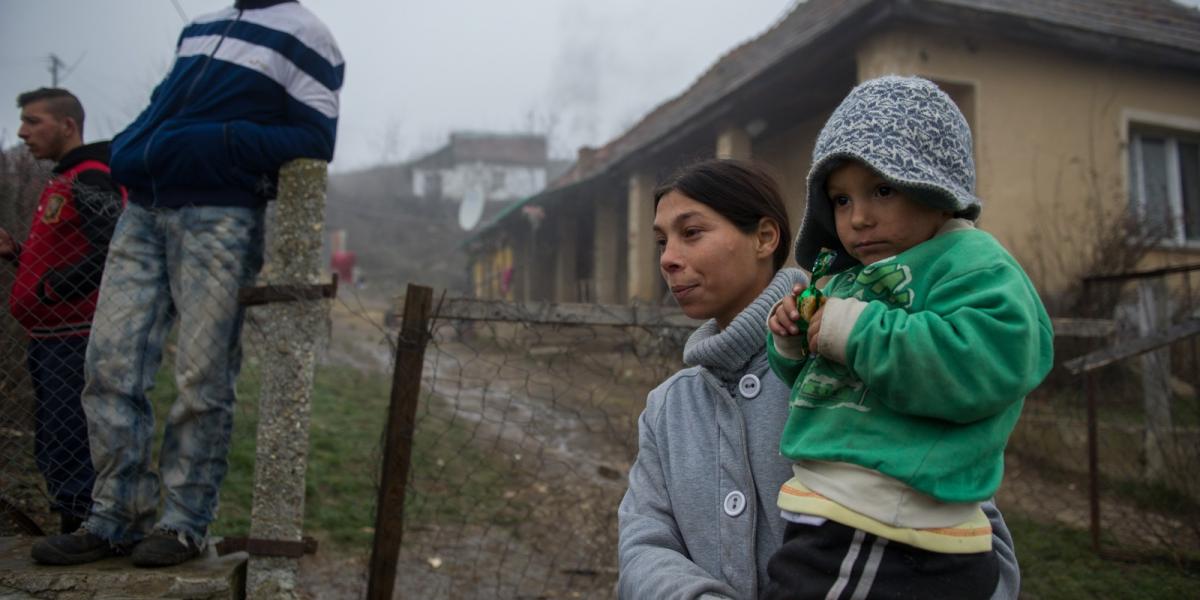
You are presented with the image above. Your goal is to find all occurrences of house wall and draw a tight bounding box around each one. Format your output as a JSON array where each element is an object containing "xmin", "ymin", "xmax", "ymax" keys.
[
  {"xmin": 856, "ymin": 24, "xmax": 1200, "ymax": 297},
  {"xmin": 472, "ymin": 21, "xmax": 1200, "ymax": 309},
  {"xmin": 413, "ymin": 162, "xmax": 547, "ymax": 202},
  {"xmin": 472, "ymin": 236, "xmax": 515, "ymax": 300},
  {"xmin": 753, "ymin": 115, "xmax": 829, "ymax": 263}
]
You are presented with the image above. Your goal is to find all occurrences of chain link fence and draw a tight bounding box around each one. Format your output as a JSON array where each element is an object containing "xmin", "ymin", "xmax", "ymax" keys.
[
  {"xmin": 370, "ymin": 295, "xmax": 689, "ymax": 598},
  {"xmin": 1002, "ymin": 266, "xmax": 1200, "ymax": 563},
  {"xmin": 4, "ymin": 137, "xmax": 1198, "ymax": 594},
  {"xmin": 1, "ymin": 147, "xmax": 80, "ymax": 536},
  {"xmin": 0, "ymin": 149, "xmax": 330, "ymax": 596},
  {"xmin": 367, "ymin": 286, "xmax": 1200, "ymax": 597}
]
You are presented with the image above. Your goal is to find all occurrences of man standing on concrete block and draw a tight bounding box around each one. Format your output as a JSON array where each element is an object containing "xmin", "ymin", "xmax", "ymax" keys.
[
  {"xmin": 3, "ymin": 88, "xmax": 123, "ymax": 536},
  {"xmin": 32, "ymin": 0, "xmax": 343, "ymax": 567}
]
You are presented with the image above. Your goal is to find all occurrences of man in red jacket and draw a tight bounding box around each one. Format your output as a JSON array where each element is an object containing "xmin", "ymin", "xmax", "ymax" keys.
[{"xmin": 1, "ymin": 88, "xmax": 123, "ymax": 535}]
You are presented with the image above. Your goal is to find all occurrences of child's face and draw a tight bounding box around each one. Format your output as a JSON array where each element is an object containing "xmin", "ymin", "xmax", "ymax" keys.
[{"xmin": 827, "ymin": 161, "xmax": 952, "ymax": 265}]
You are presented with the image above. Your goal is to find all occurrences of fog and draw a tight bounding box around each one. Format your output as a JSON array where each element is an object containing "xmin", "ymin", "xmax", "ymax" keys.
[{"xmin": 0, "ymin": 0, "xmax": 797, "ymax": 171}]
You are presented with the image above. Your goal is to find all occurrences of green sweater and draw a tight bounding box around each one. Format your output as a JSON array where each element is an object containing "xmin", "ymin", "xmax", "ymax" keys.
[{"xmin": 768, "ymin": 225, "xmax": 1053, "ymax": 503}]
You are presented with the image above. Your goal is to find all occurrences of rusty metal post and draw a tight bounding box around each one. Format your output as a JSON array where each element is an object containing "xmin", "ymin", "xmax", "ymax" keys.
[
  {"xmin": 246, "ymin": 159, "xmax": 329, "ymax": 599},
  {"xmin": 1085, "ymin": 370, "xmax": 1101, "ymax": 553},
  {"xmin": 367, "ymin": 284, "xmax": 433, "ymax": 600},
  {"xmin": 1187, "ymin": 272, "xmax": 1198, "ymax": 383}
]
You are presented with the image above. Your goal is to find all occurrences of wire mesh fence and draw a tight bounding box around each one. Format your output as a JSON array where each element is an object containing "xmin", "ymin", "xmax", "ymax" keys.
[
  {"xmin": 378, "ymin": 295, "xmax": 691, "ymax": 598},
  {"xmin": 0, "ymin": 151, "xmax": 332, "ymax": 596},
  {"xmin": 1002, "ymin": 266, "xmax": 1200, "ymax": 564},
  {"xmin": 4, "ymin": 132, "xmax": 1198, "ymax": 594},
  {"xmin": 1, "ymin": 146, "xmax": 102, "ymax": 537},
  {"xmin": 372, "ymin": 285, "xmax": 1200, "ymax": 598}
]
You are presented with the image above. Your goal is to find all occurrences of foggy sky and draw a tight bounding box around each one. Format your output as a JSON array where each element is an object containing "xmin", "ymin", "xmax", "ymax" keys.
[{"xmin": 0, "ymin": 0, "xmax": 797, "ymax": 172}]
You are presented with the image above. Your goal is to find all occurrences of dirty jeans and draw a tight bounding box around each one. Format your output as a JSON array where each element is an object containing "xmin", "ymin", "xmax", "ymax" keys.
[{"xmin": 82, "ymin": 203, "xmax": 264, "ymax": 546}]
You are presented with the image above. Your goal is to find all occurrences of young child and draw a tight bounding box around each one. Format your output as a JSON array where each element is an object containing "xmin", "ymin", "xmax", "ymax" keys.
[{"xmin": 762, "ymin": 76, "xmax": 1054, "ymax": 599}]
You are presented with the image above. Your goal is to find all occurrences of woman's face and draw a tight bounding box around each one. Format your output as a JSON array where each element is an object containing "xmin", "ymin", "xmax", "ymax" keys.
[{"xmin": 653, "ymin": 190, "xmax": 777, "ymax": 329}]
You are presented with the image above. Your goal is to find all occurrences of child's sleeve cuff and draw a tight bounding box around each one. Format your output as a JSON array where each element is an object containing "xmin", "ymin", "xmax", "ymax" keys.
[{"xmin": 818, "ymin": 297, "xmax": 868, "ymax": 365}]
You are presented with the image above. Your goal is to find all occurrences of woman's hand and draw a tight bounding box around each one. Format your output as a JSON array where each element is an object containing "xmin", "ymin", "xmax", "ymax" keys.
[{"xmin": 768, "ymin": 283, "xmax": 806, "ymax": 337}]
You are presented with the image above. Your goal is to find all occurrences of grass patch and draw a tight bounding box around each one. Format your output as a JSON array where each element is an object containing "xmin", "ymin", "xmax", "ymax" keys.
[
  {"xmin": 1109, "ymin": 477, "xmax": 1200, "ymax": 520},
  {"xmin": 1010, "ymin": 512, "xmax": 1200, "ymax": 599},
  {"xmin": 149, "ymin": 356, "xmax": 528, "ymax": 551},
  {"xmin": 146, "ymin": 356, "xmax": 267, "ymax": 540}
]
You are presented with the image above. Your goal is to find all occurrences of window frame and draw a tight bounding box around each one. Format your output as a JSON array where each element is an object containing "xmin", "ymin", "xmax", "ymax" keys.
[{"xmin": 1124, "ymin": 110, "xmax": 1200, "ymax": 249}]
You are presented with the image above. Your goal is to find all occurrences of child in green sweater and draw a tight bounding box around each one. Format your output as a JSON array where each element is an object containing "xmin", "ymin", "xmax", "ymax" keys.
[{"xmin": 762, "ymin": 76, "xmax": 1054, "ymax": 599}]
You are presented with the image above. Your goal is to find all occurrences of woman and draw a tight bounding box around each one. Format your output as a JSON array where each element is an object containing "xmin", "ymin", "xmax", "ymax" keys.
[{"xmin": 616, "ymin": 159, "xmax": 1019, "ymax": 599}]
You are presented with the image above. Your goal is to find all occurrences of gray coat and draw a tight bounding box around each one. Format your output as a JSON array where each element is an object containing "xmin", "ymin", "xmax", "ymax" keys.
[{"xmin": 617, "ymin": 268, "xmax": 1020, "ymax": 599}]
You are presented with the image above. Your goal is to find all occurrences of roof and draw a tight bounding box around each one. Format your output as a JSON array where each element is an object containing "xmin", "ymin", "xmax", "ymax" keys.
[
  {"xmin": 567, "ymin": 0, "xmax": 1200, "ymax": 186},
  {"xmin": 469, "ymin": 0, "xmax": 1200, "ymax": 244},
  {"xmin": 949, "ymin": 0, "xmax": 1200, "ymax": 54},
  {"xmin": 412, "ymin": 132, "xmax": 548, "ymax": 169}
]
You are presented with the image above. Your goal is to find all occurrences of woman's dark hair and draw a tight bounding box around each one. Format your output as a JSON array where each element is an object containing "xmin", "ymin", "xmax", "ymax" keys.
[{"xmin": 653, "ymin": 158, "xmax": 792, "ymax": 271}]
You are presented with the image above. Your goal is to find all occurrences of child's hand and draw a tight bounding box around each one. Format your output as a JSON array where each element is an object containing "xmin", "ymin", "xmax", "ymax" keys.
[
  {"xmin": 807, "ymin": 304, "xmax": 825, "ymax": 355},
  {"xmin": 769, "ymin": 283, "xmax": 806, "ymax": 337}
]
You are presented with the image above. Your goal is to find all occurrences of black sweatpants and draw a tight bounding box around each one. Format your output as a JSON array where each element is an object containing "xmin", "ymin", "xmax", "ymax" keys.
[{"xmin": 762, "ymin": 519, "xmax": 998, "ymax": 600}]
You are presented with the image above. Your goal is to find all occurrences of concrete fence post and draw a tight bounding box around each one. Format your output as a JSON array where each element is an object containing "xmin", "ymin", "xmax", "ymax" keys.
[
  {"xmin": 1136, "ymin": 278, "xmax": 1171, "ymax": 482},
  {"xmin": 246, "ymin": 159, "xmax": 329, "ymax": 599}
]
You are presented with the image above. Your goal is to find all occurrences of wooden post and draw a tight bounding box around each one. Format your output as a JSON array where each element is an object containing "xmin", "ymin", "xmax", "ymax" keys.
[
  {"xmin": 245, "ymin": 159, "xmax": 329, "ymax": 599},
  {"xmin": 367, "ymin": 284, "xmax": 433, "ymax": 600}
]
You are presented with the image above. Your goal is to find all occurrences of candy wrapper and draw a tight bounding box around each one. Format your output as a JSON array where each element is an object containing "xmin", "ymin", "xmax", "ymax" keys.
[{"xmin": 794, "ymin": 248, "xmax": 837, "ymax": 354}]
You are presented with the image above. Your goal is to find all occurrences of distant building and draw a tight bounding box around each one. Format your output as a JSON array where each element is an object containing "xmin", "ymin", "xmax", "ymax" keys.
[
  {"xmin": 324, "ymin": 131, "xmax": 562, "ymax": 294},
  {"xmin": 411, "ymin": 132, "xmax": 549, "ymax": 204},
  {"xmin": 464, "ymin": 0, "xmax": 1200, "ymax": 307}
]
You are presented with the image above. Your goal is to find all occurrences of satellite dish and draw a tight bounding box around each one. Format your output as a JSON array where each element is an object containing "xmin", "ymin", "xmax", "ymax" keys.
[{"xmin": 458, "ymin": 187, "xmax": 485, "ymax": 230}]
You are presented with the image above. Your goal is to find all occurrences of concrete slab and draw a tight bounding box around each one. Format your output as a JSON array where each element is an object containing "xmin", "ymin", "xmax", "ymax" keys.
[{"xmin": 0, "ymin": 537, "xmax": 247, "ymax": 600}]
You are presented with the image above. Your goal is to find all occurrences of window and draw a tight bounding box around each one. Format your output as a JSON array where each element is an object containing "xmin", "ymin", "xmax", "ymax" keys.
[{"xmin": 1129, "ymin": 127, "xmax": 1200, "ymax": 244}]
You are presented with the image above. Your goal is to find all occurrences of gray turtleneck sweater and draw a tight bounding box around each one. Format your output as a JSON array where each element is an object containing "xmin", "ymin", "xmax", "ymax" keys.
[{"xmin": 617, "ymin": 268, "xmax": 1019, "ymax": 599}]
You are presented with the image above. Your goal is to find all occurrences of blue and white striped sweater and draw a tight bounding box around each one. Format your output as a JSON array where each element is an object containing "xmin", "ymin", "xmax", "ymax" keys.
[{"xmin": 110, "ymin": 2, "xmax": 343, "ymax": 208}]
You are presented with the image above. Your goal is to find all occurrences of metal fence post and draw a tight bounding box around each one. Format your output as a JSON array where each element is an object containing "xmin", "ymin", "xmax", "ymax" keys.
[
  {"xmin": 1085, "ymin": 370, "xmax": 1101, "ymax": 553},
  {"xmin": 245, "ymin": 159, "xmax": 329, "ymax": 599},
  {"xmin": 368, "ymin": 284, "xmax": 433, "ymax": 600}
]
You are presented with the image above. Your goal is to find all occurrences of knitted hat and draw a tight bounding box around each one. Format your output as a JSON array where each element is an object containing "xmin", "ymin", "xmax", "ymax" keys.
[{"xmin": 794, "ymin": 75, "xmax": 980, "ymax": 273}]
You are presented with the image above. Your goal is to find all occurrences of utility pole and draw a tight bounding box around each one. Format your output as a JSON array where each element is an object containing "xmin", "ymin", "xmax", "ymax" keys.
[{"xmin": 48, "ymin": 54, "xmax": 65, "ymax": 87}]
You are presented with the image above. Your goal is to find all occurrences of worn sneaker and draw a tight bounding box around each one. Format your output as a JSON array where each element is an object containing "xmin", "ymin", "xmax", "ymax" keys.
[
  {"xmin": 130, "ymin": 530, "xmax": 202, "ymax": 567},
  {"xmin": 31, "ymin": 530, "xmax": 117, "ymax": 565}
]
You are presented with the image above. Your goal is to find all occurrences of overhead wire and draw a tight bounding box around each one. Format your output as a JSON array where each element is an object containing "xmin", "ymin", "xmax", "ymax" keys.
[{"xmin": 170, "ymin": 0, "xmax": 189, "ymax": 23}]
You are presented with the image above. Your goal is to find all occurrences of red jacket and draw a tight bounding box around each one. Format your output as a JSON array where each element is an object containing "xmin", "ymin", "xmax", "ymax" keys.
[{"xmin": 10, "ymin": 142, "xmax": 125, "ymax": 338}]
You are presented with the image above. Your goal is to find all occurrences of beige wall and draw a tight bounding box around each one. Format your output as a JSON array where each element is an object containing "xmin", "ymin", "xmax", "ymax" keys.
[
  {"xmin": 857, "ymin": 24, "xmax": 1200, "ymax": 298},
  {"xmin": 717, "ymin": 125, "xmax": 753, "ymax": 160},
  {"xmin": 754, "ymin": 115, "xmax": 828, "ymax": 266}
]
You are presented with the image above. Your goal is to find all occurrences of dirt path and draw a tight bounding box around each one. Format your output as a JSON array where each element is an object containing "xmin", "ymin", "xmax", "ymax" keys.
[{"xmin": 1000, "ymin": 452, "xmax": 1200, "ymax": 555}]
